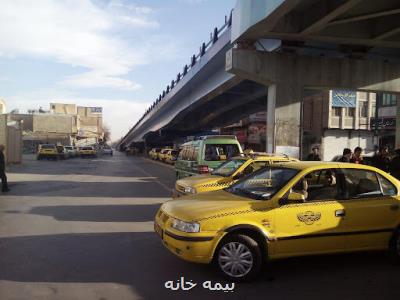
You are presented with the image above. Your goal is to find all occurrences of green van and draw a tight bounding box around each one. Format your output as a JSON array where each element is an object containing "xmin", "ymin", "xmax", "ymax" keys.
[{"xmin": 174, "ymin": 135, "xmax": 243, "ymax": 179}]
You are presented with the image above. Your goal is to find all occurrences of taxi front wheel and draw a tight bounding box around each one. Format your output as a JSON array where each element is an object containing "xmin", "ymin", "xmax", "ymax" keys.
[
  {"xmin": 215, "ymin": 234, "xmax": 262, "ymax": 282},
  {"xmin": 389, "ymin": 229, "xmax": 400, "ymax": 263}
]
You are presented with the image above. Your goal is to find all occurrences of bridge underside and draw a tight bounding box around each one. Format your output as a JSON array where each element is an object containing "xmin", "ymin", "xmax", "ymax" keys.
[{"xmin": 142, "ymin": 80, "xmax": 268, "ymax": 145}]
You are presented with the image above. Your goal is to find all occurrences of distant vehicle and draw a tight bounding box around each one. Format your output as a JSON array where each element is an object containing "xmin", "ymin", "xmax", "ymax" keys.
[
  {"xmin": 174, "ymin": 135, "xmax": 243, "ymax": 179},
  {"xmin": 56, "ymin": 145, "xmax": 68, "ymax": 159},
  {"xmin": 64, "ymin": 146, "xmax": 77, "ymax": 158},
  {"xmin": 164, "ymin": 149, "xmax": 179, "ymax": 165},
  {"xmin": 158, "ymin": 148, "xmax": 173, "ymax": 162},
  {"xmin": 103, "ymin": 147, "xmax": 113, "ymax": 156},
  {"xmin": 79, "ymin": 146, "xmax": 97, "ymax": 158},
  {"xmin": 37, "ymin": 144, "xmax": 58, "ymax": 160},
  {"xmin": 149, "ymin": 148, "xmax": 162, "ymax": 160}
]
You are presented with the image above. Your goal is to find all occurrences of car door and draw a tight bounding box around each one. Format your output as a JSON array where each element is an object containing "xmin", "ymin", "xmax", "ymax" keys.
[
  {"xmin": 339, "ymin": 168, "xmax": 400, "ymax": 250},
  {"xmin": 274, "ymin": 168, "xmax": 347, "ymax": 256}
]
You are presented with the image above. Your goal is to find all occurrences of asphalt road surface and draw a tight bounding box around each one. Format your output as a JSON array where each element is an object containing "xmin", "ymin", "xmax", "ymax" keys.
[{"xmin": 0, "ymin": 152, "xmax": 399, "ymax": 300}]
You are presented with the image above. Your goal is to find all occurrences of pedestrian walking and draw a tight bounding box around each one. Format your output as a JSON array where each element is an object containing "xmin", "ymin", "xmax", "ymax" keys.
[
  {"xmin": 306, "ymin": 146, "xmax": 321, "ymax": 161},
  {"xmin": 389, "ymin": 149, "xmax": 400, "ymax": 180},
  {"xmin": 0, "ymin": 144, "xmax": 10, "ymax": 192},
  {"xmin": 373, "ymin": 145, "xmax": 390, "ymax": 172},
  {"xmin": 350, "ymin": 146, "xmax": 363, "ymax": 164},
  {"xmin": 339, "ymin": 148, "xmax": 352, "ymax": 162}
]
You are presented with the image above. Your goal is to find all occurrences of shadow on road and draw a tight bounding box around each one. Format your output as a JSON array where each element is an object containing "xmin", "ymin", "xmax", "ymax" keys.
[
  {"xmin": 0, "ymin": 232, "xmax": 399, "ymax": 299},
  {"xmin": 28, "ymin": 204, "xmax": 161, "ymax": 222},
  {"xmin": 8, "ymin": 181, "xmax": 172, "ymax": 198}
]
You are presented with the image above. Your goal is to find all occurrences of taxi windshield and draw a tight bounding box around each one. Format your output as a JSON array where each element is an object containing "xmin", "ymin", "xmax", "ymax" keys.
[
  {"xmin": 211, "ymin": 159, "xmax": 247, "ymax": 177},
  {"xmin": 226, "ymin": 167, "xmax": 298, "ymax": 200}
]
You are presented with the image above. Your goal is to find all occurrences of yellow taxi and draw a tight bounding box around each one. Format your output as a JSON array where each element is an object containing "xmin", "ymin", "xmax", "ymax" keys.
[
  {"xmin": 149, "ymin": 148, "xmax": 161, "ymax": 160},
  {"xmin": 37, "ymin": 144, "xmax": 58, "ymax": 160},
  {"xmin": 79, "ymin": 146, "xmax": 97, "ymax": 158},
  {"xmin": 158, "ymin": 148, "xmax": 173, "ymax": 162},
  {"xmin": 173, "ymin": 153, "xmax": 298, "ymax": 197},
  {"xmin": 164, "ymin": 149, "xmax": 179, "ymax": 165},
  {"xmin": 155, "ymin": 161, "xmax": 400, "ymax": 281}
]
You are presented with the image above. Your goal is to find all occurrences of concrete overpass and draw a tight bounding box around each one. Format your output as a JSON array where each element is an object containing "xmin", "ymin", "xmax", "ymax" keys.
[{"xmin": 119, "ymin": 0, "xmax": 400, "ymax": 156}]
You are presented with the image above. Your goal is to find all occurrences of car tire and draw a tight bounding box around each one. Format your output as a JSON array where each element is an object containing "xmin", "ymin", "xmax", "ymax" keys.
[
  {"xmin": 215, "ymin": 234, "xmax": 262, "ymax": 282},
  {"xmin": 389, "ymin": 228, "xmax": 400, "ymax": 264}
]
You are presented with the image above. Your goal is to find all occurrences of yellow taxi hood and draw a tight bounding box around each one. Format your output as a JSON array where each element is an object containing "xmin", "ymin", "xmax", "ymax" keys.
[
  {"xmin": 161, "ymin": 190, "xmax": 258, "ymax": 222},
  {"xmin": 177, "ymin": 174, "xmax": 224, "ymax": 187}
]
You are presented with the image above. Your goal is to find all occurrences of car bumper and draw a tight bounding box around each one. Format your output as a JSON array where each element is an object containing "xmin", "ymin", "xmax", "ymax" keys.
[
  {"xmin": 172, "ymin": 189, "xmax": 187, "ymax": 198},
  {"xmin": 154, "ymin": 222, "xmax": 223, "ymax": 264}
]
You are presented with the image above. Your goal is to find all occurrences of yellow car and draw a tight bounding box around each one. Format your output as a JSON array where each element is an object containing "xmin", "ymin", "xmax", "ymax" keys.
[
  {"xmin": 79, "ymin": 146, "xmax": 97, "ymax": 158},
  {"xmin": 158, "ymin": 148, "xmax": 173, "ymax": 162},
  {"xmin": 164, "ymin": 149, "xmax": 179, "ymax": 165},
  {"xmin": 173, "ymin": 153, "xmax": 298, "ymax": 197},
  {"xmin": 155, "ymin": 161, "xmax": 400, "ymax": 281},
  {"xmin": 149, "ymin": 148, "xmax": 161, "ymax": 160},
  {"xmin": 37, "ymin": 144, "xmax": 58, "ymax": 160}
]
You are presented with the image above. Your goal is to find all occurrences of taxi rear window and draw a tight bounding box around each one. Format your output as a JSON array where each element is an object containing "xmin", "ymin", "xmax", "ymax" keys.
[{"xmin": 204, "ymin": 144, "xmax": 240, "ymax": 161}]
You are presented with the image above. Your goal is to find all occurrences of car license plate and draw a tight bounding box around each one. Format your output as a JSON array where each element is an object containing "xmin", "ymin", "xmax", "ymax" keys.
[{"xmin": 154, "ymin": 222, "xmax": 163, "ymax": 239}]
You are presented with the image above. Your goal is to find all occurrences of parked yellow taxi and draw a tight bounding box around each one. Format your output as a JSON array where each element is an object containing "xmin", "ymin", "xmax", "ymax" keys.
[
  {"xmin": 37, "ymin": 144, "xmax": 58, "ymax": 160},
  {"xmin": 164, "ymin": 149, "xmax": 179, "ymax": 165},
  {"xmin": 173, "ymin": 153, "xmax": 298, "ymax": 197},
  {"xmin": 149, "ymin": 148, "xmax": 162, "ymax": 160},
  {"xmin": 158, "ymin": 148, "xmax": 173, "ymax": 162},
  {"xmin": 155, "ymin": 161, "xmax": 400, "ymax": 281},
  {"xmin": 79, "ymin": 146, "xmax": 97, "ymax": 158}
]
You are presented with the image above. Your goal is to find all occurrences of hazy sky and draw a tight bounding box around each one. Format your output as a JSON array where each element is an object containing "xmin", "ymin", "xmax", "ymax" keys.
[{"xmin": 0, "ymin": 0, "xmax": 236, "ymax": 141}]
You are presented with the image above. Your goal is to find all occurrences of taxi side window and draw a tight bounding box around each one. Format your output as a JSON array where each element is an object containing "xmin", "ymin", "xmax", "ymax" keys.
[
  {"xmin": 303, "ymin": 169, "xmax": 339, "ymax": 201},
  {"xmin": 342, "ymin": 169, "xmax": 382, "ymax": 199},
  {"xmin": 377, "ymin": 173, "xmax": 397, "ymax": 196}
]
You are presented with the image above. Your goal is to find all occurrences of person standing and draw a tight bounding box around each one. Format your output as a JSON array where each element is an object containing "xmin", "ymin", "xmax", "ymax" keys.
[
  {"xmin": 0, "ymin": 144, "xmax": 10, "ymax": 192},
  {"xmin": 339, "ymin": 148, "xmax": 352, "ymax": 162},
  {"xmin": 373, "ymin": 145, "xmax": 390, "ymax": 172},
  {"xmin": 306, "ymin": 146, "xmax": 321, "ymax": 161},
  {"xmin": 389, "ymin": 149, "xmax": 400, "ymax": 180},
  {"xmin": 350, "ymin": 146, "xmax": 363, "ymax": 164}
]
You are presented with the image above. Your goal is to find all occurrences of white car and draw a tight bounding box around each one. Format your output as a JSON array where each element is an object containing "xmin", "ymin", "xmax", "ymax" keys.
[
  {"xmin": 102, "ymin": 147, "xmax": 113, "ymax": 156},
  {"xmin": 64, "ymin": 146, "xmax": 77, "ymax": 158}
]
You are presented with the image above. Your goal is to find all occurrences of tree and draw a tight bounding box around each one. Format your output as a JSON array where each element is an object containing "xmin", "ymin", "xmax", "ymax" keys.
[{"xmin": 102, "ymin": 124, "xmax": 111, "ymax": 143}]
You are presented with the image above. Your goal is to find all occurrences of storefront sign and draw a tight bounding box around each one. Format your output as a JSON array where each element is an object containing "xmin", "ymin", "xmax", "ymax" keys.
[
  {"xmin": 332, "ymin": 90, "xmax": 356, "ymax": 107},
  {"xmin": 370, "ymin": 117, "xmax": 396, "ymax": 130}
]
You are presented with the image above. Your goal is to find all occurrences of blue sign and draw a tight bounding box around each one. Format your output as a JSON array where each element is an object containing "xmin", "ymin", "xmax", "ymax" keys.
[
  {"xmin": 332, "ymin": 90, "xmax": 356, "ymax": 107},
  {"xmin": 90, "ymin": 107, "xmax": 102, "ymax": 113}
]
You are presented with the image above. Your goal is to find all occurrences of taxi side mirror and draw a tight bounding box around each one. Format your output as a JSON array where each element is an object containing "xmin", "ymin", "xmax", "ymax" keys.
[{"xmin": 287, "ymin": 191, "xmax": 306, "ymax": 202}]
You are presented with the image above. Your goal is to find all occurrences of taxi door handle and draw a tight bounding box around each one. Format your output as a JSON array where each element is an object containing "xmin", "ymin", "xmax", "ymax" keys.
[
  {"xmin": 390, "ymin": 204, "xmax": 399, "ymax": 211},
  {"xmin": 335, "ymin": 209, "xmax": 346, "ymax": 217}
]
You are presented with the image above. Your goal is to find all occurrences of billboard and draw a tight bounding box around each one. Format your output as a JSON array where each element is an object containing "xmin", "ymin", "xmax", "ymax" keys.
[
  {"xmin": 90, "ymin": 107, "xmax": 102, "ymax": 113},
  {"xmin": 332, "ymin": 90, "xmax": 356, "ymax": 107}
]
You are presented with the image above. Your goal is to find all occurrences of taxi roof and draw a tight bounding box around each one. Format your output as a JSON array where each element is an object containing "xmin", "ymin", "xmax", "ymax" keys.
[{"xmin": 272, "ymin": 161, "xmax": 380, "ymax": 171}]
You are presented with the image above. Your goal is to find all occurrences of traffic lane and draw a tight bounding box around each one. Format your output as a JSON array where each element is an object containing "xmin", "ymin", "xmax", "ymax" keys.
[
  {"xmin": 1, "ymin": 231, "xmax": 399, "ymax": 299},
  {"xmin": 7, "ymin": 153, "xmax": 175, "ymax": 198}
]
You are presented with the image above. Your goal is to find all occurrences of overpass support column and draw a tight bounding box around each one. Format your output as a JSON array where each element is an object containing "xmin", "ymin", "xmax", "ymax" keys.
[{"xmin": 266, "ymin": 84, "xmax": 302, "ymax": 156}]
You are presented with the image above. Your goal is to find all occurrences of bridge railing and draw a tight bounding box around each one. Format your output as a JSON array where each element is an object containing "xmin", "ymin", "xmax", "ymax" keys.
[{"xmin": 122, "ymin": 11, "xmax": 233, "ymax": 145}]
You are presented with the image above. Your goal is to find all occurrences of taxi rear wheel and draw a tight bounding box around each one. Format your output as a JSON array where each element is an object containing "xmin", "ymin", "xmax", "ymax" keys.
[
  {"xmin": 389, "ymin": 229, "xmax": 400, "ymax": 263},
  {"xmin": 215, "ymin": 234, "xmax": 262, "ymax": 282}
]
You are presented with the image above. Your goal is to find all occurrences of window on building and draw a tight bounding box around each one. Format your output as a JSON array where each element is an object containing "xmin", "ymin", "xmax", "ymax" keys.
[
  {"xmin": 345, "ymin": 107, "xmax": 355, "ymax": 117},
  {"xmin": 359, "ymin": 101, "xmax": 368, "ymax": 118},
  {"xmin": 382, "ymin": 93, "xmax": 397, "ymax": 106},
  {"xmin": 331, "ymin": 107, "xmax": 341, "ymax": 117}
]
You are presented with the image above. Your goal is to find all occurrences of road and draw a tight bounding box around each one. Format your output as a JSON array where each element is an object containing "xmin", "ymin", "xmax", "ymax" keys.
[{"xmin": 0, "ymin": 152, "xmax": 399, "ymax": 300}]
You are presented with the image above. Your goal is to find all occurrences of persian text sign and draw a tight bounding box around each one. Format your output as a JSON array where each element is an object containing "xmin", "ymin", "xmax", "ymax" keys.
[{"xmin": 332, "ymin": 90, "xmax": 356, "ymax": 107}]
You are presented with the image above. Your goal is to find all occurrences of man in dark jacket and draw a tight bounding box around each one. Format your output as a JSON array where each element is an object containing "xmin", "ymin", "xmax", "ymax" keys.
[
  {"xmin": 373, "ymin": 145, "xmax": 390, "ymax": 172},
  {"xmin": 306, "ymin": 146, "xmax": 321, "ymax": 161},
  {"xmin": 339, "ymin": 148, "xmax": 352, "ymax": 162},
  {"xmin": 389, "ymin": 149, "xmax": 400, "ymax": 180},
  {"xmin": 0, "ymin": 144, "xmax": 10, "ymax": 192}
]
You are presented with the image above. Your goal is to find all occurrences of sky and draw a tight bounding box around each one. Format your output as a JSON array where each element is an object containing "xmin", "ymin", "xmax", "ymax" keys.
[{"xmin": 0, "ymin": 0, "xmax": 236, "ymax": 141}]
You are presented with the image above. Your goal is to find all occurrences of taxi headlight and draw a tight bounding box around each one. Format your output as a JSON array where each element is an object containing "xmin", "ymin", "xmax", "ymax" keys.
[
  {"xmin": 184, "ymin": 186, "xmax": 196, "ymax": 194},
  {"xmin": 171, "ymin": 218, "xmax": 200, "ymax": 233}
]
